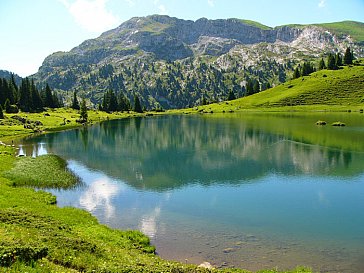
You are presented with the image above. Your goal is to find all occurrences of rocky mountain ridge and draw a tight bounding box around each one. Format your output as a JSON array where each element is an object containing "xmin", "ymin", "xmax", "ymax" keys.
[{"xmin": 34, "ymin": 15, "xmax": 364, "ymax": 109}]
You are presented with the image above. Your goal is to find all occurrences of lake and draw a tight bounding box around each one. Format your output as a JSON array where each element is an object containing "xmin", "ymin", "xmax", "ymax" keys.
[{"xmin": 18, "ymin": 112, "xmax": 364, "ymax": 272}]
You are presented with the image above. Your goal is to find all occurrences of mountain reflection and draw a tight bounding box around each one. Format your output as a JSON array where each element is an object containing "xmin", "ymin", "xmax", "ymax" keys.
[{"xmin": 19, "ymin": 114, "xmax": 364, "ymax": 191}]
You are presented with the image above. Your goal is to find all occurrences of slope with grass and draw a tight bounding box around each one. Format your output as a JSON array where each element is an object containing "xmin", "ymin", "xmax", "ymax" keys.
[
  {"xmin": 283, "ymin": 21, "xmax": 364, "ymax": 44},
  {"xmin": 0, "ymin": 108, "xmax": 137, "ymax": 142},
  {"xmin": 314, "ymin": 21, "xmax": 364, "ymax": 44},
  {"xmin": 196, "ymin": 63, "xmax": 364, "ymax": 113}
]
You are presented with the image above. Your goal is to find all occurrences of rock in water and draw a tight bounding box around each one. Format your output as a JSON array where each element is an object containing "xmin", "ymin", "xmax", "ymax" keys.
[{"xmin": 198, "ymin": 261, "xmax": 214, "ymax": 269}]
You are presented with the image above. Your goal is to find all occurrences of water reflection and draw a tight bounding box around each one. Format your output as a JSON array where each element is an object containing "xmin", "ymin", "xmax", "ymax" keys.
[
  {"xmin": 79, "ymin": 177, "xmax": 121, "ymax": 219},
  {"xmin": 18, "ymin": 114, "xmax": 364, "ymax": 191},
  {"xmin": 140, "ymin": 206, "xmax": 161, "ymax": 239},
  {"xmin": 18, "ymin": 143, "xmax": 47, "ymax": 157},
  {"xmin": 51, "ymin": 160, "xmax": 125, "ymax": 223}
]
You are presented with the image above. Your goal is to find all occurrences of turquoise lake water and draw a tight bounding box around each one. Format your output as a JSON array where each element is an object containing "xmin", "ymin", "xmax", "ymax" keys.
[{"xmin": 18, "ymin": 113, "xmax": 364, "ymax": 272}]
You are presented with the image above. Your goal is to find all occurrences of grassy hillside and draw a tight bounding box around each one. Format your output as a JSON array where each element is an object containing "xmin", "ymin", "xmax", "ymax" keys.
[
  {"xmin": 194, "ymin": 63, "xmax": 364, "ymax": 113},
  {"xmin": 315, "ymin": 21, "xmax": 364, "ymax": 44},
  {"xmin": 238, "ymin": 19, "xmax": 272, "ymax": 30},
  {"xmin": 0, "ymin": 108, "xmax": 137, "ymax": 142},
  {"xmin": 282, "ymin": 21, "xmax": 364, "ymax": 43}
]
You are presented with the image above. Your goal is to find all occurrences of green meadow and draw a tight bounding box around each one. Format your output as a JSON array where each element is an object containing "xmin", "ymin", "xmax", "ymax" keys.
[{"xmin": 192, "ymin": 64, "xmax": 364, "ymax": 113}]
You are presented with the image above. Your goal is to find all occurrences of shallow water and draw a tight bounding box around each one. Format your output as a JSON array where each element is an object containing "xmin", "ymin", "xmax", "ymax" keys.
[{"xmin": 18, "ymin": 113, "xmax": 364, "ymax": 272}]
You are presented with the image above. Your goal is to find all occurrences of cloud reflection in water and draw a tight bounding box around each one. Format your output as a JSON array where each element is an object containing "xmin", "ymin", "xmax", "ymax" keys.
[
  {"xmin": 79, "ymin": 176, "xmax": 122, "ymax": 221},
  {"xmin": 139, "ymin": 206, "xmax": 161, "ymax": 239}
]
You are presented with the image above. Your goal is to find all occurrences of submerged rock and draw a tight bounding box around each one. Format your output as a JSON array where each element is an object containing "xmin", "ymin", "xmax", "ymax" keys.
[
  {"xmin": 223, "ymin": 247, "xmax": 235, "ymax": 253},
  {"xmin": 198, "ymin": 261, "xmax": 214, "ymax": 269},
  {"xmin": 332, "ymin": 121, "xmax": 346, "ymax": 127}
]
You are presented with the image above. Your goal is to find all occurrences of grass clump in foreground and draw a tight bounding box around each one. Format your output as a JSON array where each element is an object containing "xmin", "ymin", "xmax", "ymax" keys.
[{"xmin": 4, "ymin": 154, "xmax": 80, "ymax": 189}]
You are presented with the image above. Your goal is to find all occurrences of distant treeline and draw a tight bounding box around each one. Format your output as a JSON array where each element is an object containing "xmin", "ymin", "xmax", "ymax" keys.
[{"xmin": 0, "ymin": 75, "xmax": 62, "ymax": 113}]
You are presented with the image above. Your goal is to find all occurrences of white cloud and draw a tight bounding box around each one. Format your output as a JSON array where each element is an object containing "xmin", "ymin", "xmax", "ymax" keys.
[
  {"xmin": 59, "ymin": 0, "xmax": 119, "ymax": 33},
  {"xmin": 125, "ymin": 0, "xmax": 135, "ymax": 6},
  {"xmin": 158, "ymin": 4, "xmax": 168, "ymax": 14},
  {"xmin": 318, "ymin": 0, "xmax": 326, "ymax": 8},
  {"xmin": 152, "ymin": 0, "xmax": 168, "ymax": 15},
  {"xmin": 207, "ymin": 0, "xmax": 214, "ymax": 7}
]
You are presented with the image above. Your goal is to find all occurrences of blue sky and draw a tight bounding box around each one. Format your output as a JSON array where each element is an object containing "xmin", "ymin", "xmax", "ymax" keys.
[{"xmin": 1, "ymin": 0, "xmax": 363, "ymax": 77}]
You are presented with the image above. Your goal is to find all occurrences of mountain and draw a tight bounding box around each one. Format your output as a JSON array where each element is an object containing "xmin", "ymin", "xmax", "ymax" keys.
[
  {"xmin": 34, "ymin": 15, "xmax": 364, "ymax": 109},
  {"xmin": 0, "ymin": 70, "xmax": 22, "ymax": 86}
]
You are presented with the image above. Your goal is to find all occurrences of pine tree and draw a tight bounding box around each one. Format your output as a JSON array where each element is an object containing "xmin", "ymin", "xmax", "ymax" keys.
[
  {"xmin": 57, "ymin": 94, "xmax": 65, "ymax": 108},
  {"xmin": 133, "ymin": 95, "xmax": 143, "ymax": 113},
  {"xmin": 79, "ymin": 98, "xmax": 88, "ymax": 122},
  {"xmin": 9, "ymin": 74, "xmax": 18, "ymax": 104},
  {"xmin": 0, "ymin": 78, "xmax": 5, "ymax": 106},
  {"xmin": 100, "ymin": 89, "xmax": 118, "ymax": 112},
  {"xmin": 293, "ymin": 67, "xmax": 300, "ymax": 79},
  {"xmin": 327, "ymin": 54, "xmax": 337, "ymax": 70},
  {"xmin": 30, "ymin": 79, "xmax": 43, "ymax": 112},
  {"xmin": 52, "ymin": 93, "xmax": 60, "ymax": 108},
  {"xmin": 19, "ymin": 78, "xmax": 31, "ymax": 112},
  {"xmin": 245, "ymin": 79, "xmax": 254, "ymax": 96},
  {"xmin": 1, "ymin": 78, "xmax": 16, "ymax": 106},
  {"xmin": 301, "ymin": 61, "xmax": 315, "ymax": 76},
  {"xmin": 227, "ymin": 90, "xmax": 236, "ymax": 101},
  {"xmin": 117, "ymin": 92, "xmax": 131, "ymax": 111},
  {"xmin": 343, "ymin": 47, "xmax": 353, "ymax": 65},
  {"xmin": 200, "ymin": 96, "xmax": 207, "ymax": 106},
  {"xmin": 44, "ymin": 84, "xmax": 54, "ymax": 108},
  {"xmin": 253, "ymin": 80, "xmax": 260, "ymax": 94},
  {"xmin": 71, "ymin": 91, "xmax": 80, "ymax": 110},
  {"xmin": 335, "ymin": 53, "xmax": 343, "ymax": 67},
  {"xmin": 318, "ymin": 58, "xmax": 326, "ymax": 70},
  {"xmin": 108, "ymin": 90, "xmax": 118, "ymax": 112},
  {"xmin": 0, "ymin": 105, "xmax": 4, "ymax": 119}
]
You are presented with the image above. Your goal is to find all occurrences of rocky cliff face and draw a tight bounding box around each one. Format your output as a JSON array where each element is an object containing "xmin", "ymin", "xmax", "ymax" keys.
[
  {"xmin": 34, "ymin": 15, "xmax": 364, "ymax": 109},
  {"xmin": 39, "ymin": 15, "xmax": 362, "ymax": 69}
]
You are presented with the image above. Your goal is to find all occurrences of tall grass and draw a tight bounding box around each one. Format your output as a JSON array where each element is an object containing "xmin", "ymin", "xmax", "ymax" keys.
[{"xmin": 4, "ymin": 154, "xmax": 81, "ymax": 189}]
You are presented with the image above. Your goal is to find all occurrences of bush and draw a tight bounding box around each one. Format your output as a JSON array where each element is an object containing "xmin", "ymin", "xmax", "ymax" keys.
[{"xmin": 6, "ymin": 104, "xmax": 19, "ymax": 114}]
